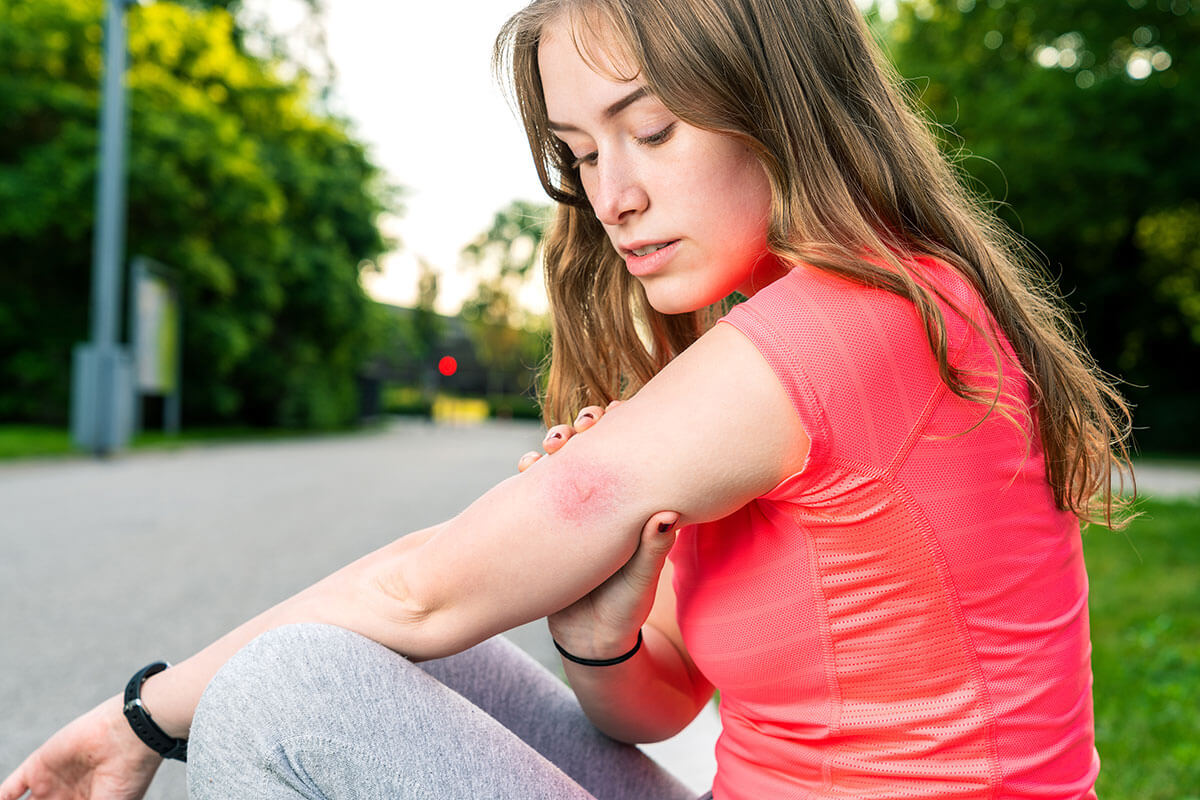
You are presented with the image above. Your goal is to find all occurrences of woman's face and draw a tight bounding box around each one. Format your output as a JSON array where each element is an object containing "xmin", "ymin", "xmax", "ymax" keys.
[{"xmin": 537, "ymin": 18, "xmax": 786, "ymax": 314}]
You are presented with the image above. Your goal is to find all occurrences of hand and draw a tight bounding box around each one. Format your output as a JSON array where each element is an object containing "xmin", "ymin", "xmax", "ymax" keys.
[
  {"xmin": 517, "ymin": 401, "xmax": 623, "ymax": 473},
  {"xmin": 0, "ymin": 694, "xmax": 162, "ymax": 800},
  {"xmin": 516, "ymin": 402, "xmax": 679, "ymax": 660},
  {"xmin": 547, "ymin": 507, "xmax": 679, "ymax": 661}
]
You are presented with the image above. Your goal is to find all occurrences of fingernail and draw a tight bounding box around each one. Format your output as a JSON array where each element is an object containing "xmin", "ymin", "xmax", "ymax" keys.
[
  {"xmin": 577, "ymin": 412, "xmax": 595, "ymax": 423},
  {"xmin": 546, "ymin": 432, "xmax": 562, "ymax": 442},
  {"xmin": 658, "ymin": 522, "xmax": 672, "ymax": 533}
]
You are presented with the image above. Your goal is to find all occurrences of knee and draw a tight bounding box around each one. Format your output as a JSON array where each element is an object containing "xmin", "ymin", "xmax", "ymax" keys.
[{"xmin": 189, "ymin": 624, "xmax": 389, "ymax": 760}]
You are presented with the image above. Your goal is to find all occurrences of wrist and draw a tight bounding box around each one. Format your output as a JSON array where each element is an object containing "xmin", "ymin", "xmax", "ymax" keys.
[
  {"xmin": 101, "ymin": 694, "xmax": 165, "ymax": 769},
  {"xmin": 136, "ymin": 661, "xmax": 195, "ymax": 740},
  {"xmin": 123, "ymin": 662, "xmax": 189, "ymax": 761},
  {"xmin": 553, "ymin": 629, "xmax": 643, "ymax": 666}
]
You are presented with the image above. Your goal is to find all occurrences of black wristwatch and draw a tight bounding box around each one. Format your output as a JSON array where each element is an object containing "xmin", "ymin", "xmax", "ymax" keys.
[{"xmin": 123, "ymin": 661, "xmax": 188, "ymax": 762}]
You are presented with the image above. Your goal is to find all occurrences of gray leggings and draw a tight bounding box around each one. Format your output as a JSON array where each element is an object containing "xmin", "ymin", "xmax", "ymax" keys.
[{"xmin": 187, "ymin": 623, "xmax": 704, "ymax": 799}]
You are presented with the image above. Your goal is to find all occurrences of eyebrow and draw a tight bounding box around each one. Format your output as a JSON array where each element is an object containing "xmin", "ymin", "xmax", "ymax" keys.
[{"xmin": 546, "ymin": 86, "xmax": 651, "ymax": 133}]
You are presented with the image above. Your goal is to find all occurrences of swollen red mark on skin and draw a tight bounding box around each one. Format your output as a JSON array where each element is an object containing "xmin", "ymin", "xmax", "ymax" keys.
[{"xmin": 542, "ymin": 461, "xmax": 621, "ymax": 523}]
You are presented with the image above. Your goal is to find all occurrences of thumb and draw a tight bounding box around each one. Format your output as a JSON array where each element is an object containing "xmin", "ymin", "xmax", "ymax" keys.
[{"xmin": 623, "ymin": 510, "xmax": 680, "ymax": 586}]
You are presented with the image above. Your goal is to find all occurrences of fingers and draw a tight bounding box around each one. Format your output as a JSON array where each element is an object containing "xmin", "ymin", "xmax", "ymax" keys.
[
  {"xmin": 523, "ymin": 402, "xmax": 622, "ymax": 470},
  {"xmin": 0, "ymin": 765, "xmax": 29, "ymax": 800},
  {"xmin": 542, "ymin": 423, "xmax": 573, "ymax": 455},
  {"xmin": 517, "ymin": 451, "xmax": 541, "ymax": 473},
  {"xmin": 544, "ymin": 403, "xmax": 603, "ymax": 454},
  {"xmin": 572, "ymin": 405, "xmax": 605, "ymax": 432}
]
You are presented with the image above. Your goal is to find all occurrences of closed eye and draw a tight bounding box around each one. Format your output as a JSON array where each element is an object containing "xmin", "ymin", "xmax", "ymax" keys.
[
  {"xmin": 635, "ymin": 122, "xmax": 677, "ymax": 147},
  {"xmin": 569, "ymin": 122, "xmax": 678, "ymax": 171},
  {"xmin": 570, "ymin": 150, "xmax": 598, "ymax": 169}
]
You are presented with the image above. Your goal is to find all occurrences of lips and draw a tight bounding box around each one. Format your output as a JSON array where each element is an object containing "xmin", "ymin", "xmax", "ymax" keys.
[
  {"xmin": 621, "ymin": 239, "xmax": 679, "ymax": 258},
  {"xmin": 623, "ymin": 239, "xmax": 681, "ymax": 277},
  {"xmin": 630, "ymin": 241, "xmax": 673, "ymax": 257}
]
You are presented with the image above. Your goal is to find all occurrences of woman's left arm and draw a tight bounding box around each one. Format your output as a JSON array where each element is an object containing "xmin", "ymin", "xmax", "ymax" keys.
[{"xmin": 352, "ymin": 320, "xmax": 810, "ymax": 657}]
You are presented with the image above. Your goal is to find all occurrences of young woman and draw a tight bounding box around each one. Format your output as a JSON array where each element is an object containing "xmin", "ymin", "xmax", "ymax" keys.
[{"xmin": 0, "ymin": 1, "xmax": 1133, "ymax": 798}]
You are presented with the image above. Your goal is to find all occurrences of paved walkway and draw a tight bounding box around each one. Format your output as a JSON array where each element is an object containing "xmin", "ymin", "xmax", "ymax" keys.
[
  {"xmin": 0, "ymin": 419, "xmax": 716, "ymax": 799},
  {"xmin": 1123, "ymin": 459, "xmax": 1200, "ymax": 500},
  {"xmin": 1, "ymin": 420, "xmax": 1194, "ymax": 798}
]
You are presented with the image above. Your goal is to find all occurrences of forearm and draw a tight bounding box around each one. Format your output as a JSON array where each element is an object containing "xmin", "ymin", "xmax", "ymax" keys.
[
  {"xmin": 137, "ymin": 449, "xmax": 659, "ymax": 740},
  {"xmin": 138, "ymin": 523, "xmax": 442, "ymax": 739},
  {"xmin": 562, "ymin": 625, "xmax": 712, "ymax": 743}
]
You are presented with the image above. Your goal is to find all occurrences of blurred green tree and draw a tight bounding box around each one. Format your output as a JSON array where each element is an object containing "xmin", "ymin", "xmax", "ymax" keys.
[
  {"xmin": 460, "ymin": 200, "xmax": 550, "ymax": 399},
  {"xmin": 461, "ymin": 198, "xmax": 550, "ymax": 284},
  {"xmin": 879, "ymin": 0, "xmax": 1200, "ymax": 452},
  {"xmin": 0, "ymin": 0, "xmax": 397, "ymax": 428},
  {"xmin": 410, "ymin": 258, "xmax": 445, "ymax": 400}
]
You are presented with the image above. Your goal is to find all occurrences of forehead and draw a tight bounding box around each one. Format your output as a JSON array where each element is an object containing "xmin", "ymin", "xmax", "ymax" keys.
[{"xmin": 537, "ymin": 15, "xmax": 644, "ymax": 124}]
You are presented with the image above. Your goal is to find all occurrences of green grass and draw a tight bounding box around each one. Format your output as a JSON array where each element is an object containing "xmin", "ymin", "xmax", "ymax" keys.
[
  {"xmin": 1086, "ymin": 498, "xmax": 1200, "ymax": 799},
  {"xmin": 0, "ymin": 423, "xmax": 387, "ymax": 460},
  {"xmin": 0, "ymin": 425, "xmax": 74, "ymax": 460}
]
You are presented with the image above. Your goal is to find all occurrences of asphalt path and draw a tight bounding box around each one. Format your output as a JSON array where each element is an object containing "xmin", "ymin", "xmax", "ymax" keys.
[
  {"xmin": 0, "ymin": 419, "xmax": 722, "ymax": 799},
  {"xmin": 1, "ymin": 419, "xmax": 1194, "ymax": 798}
]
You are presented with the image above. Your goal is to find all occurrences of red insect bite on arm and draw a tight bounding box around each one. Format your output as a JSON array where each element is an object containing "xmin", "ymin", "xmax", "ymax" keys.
[{"xmin": 541, "ymin": 460, "xmax": 623, "ymax": 524}]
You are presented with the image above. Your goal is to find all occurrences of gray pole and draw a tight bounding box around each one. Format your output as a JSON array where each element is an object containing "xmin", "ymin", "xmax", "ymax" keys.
[
  {"xmin": 90, "ymin": 0, "xmax": 129, "ymax": 350},
  {"xmin": 70, "ymin": 0, "xmax": 134, "ymax": 456}
]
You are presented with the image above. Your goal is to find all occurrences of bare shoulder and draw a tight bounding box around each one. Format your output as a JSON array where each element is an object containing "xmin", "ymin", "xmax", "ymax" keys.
[{"xmin": 536, "ymin": 320, "xmax": 810, "ymax": 529}]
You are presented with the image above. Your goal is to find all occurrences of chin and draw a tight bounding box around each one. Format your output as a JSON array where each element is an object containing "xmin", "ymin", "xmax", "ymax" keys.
[
  {"xmin": 643, "ymin": 291, "xmax": 704, "ymax": 316},
  {"xmin": 642, "ymin": 277, "xmax": 742, "ymax": 316}
]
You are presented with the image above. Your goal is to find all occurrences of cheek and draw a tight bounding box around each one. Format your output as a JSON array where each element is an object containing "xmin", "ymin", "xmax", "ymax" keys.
[
  {"xmin": 695, "ymin": 149, "xmax": 772, "ymax": 238},
  {"xmin": 706, "ymin": 182, "xmax": 771, "ymax": 253},
  {"xmin": 731, "ymin": 153, "xmax": 773, "ymax": 223},
  {"xmin": 579, "ymin": 171, "xmax": 598, "ymax": 205}
]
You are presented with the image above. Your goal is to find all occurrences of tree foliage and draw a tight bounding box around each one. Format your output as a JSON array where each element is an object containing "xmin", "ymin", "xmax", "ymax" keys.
[
  {"xmin": 461, "ymin": 198, "xmax": 551, "ymax": 285},
  {"xmin": 877, "ymin": 0, "xmax": 1200, "ymax": 452},
  {"xmin": 460, "ymin": 200, "xmax": 551, "ymax": 398},
  {"xmin": 0, "ymin": 0, "xmax": 396, "ymax": 428}
]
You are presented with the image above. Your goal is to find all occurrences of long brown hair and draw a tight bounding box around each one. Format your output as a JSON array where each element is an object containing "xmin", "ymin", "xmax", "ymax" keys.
[{"xmin": 495, "ymin": 0, "xmax": 1134, "ymax": 526}]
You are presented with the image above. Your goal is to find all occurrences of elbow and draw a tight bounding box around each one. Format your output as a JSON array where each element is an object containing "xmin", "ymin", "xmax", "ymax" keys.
[
  {"xmin": 369, "ymin": 559, "xmax": 434, "ymax": 627},
  {"xmin": 359, "ymin": 555, "xmax": 448, "ymax": 659},
  {"xmin": 360, "ymin": 539, "xmax": 493, "ymax": 661}
]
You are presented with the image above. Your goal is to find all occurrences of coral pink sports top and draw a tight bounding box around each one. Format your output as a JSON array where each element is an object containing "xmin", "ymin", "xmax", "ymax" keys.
[{"xmin": 670, "ymin": 260, "xmax": 1099, "ymax": 799}]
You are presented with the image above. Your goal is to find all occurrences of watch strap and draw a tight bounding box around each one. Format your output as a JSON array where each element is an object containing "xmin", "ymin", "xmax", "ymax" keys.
[{"xmin": 123, "ymin": 661, "xmax": 188, "ymax": 762}]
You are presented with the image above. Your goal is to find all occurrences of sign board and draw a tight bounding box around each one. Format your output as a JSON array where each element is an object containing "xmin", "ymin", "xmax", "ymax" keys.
[
  {"xmin": 134, "ymin": 269, "xmax": 179, "ymax": 393},
  {"xmin": 128, "ymin": 257, "xmax": 182, "ymax": 434}
]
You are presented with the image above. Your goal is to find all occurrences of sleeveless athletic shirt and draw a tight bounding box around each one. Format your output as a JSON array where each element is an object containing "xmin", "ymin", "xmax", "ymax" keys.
[{"xmin": 669, "ymin": 260, "xmax": 1099, "ymax": 799}]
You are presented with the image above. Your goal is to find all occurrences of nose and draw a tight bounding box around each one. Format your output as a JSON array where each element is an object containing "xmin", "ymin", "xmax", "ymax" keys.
[{"xmin": 587, "ymin": 152, "xmax": 648, "ymax": 227}]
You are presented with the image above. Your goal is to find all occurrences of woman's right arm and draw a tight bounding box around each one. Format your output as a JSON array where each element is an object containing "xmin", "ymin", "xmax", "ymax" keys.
[
  {"xmin": 136, "ymin": 523, "xmax": 445, "ymax": 740},
  {"xmin": 0, "ymin": 524, "xmax": 444, "ymax": 800}
]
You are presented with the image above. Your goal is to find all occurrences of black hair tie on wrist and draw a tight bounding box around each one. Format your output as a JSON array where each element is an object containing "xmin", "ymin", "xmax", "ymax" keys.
[{"xmin": 553, "ymin": 629, "xmax": 643, "ymax": 667}]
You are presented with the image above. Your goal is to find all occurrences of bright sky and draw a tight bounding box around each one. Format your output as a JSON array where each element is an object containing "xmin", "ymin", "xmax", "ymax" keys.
[
  {"xmin": 250, "ymin": 0, "xmax": 550, "ymax": 315},
  {"xmin": 249, "ymin": 1, "xmax": 889, "ymax": 316}
]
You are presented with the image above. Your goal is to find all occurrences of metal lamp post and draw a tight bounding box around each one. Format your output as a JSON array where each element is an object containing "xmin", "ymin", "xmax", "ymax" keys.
[{"xmin": 70, "ymin": 0, "xmax": 136, "ymax": 456}]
